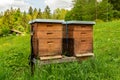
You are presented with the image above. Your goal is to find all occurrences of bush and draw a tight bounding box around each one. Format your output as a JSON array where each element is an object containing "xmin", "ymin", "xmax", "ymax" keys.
[{"xmin": 0, "ymin": 26, "xmax": 10, "ymax": 36}]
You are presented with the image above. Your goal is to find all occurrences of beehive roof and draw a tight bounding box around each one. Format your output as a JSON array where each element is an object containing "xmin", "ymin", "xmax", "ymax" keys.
[
  {"xmin": 63, "ymin": 21, "xmax": 95, "ymax": 25},
  {"xmin": 29, "ymin": 19, "xmax": 64, "ymax": 24},
  {"xmin": 29, "ymin": 19, "xmax": 95, "ymax": 25}
]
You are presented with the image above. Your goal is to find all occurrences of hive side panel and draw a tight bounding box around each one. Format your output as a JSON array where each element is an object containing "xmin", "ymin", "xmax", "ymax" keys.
[
  {"xmin": 67, "ymin": 24, "xmax": 93, "ymax": 57},
  {"xmin": 35, "ymin": 22, "xmax": 63, "ymax": 60},
  {"xmin": 67, "ymin": 30, "xmax": 92, "ymax": 38},
  {"xmin": 32, "ymin": 39, "xmax": 38, "ymax": 57},
  {"xmin": 38, "ymin": 39, "xmax": 62, "ymax": 57},
  {"xmin": 74, "ymin": 38, "xmax": 93, "ymax": 54},
  {"xmin": 31, "ymin": 23, "xmax": 39, "ymax": 57}
]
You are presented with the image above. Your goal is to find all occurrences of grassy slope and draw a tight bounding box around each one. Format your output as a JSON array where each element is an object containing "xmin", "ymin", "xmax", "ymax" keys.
[
  {"xmin": 0, "ymin": 35, "xmax": 31, "ymax": 80},
  {"xmin": 0, "ymin": 20, "xmax": 120, "ymax": 80}
]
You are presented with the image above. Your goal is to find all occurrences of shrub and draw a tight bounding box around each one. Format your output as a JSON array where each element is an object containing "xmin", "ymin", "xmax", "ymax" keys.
[{"xmin": 0, "ymin": 26, "xmax": 10, "ymax": 36}]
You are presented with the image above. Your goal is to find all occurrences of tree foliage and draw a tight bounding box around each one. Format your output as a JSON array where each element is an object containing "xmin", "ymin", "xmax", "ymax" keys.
[
  {"xmin": 65, "ymin": 0, "xmax": 113, "ymax": 21},
  {"xmin": 65, "ymin": 0, "xmax": 96, "ymax": 21},
  {"xmin": 0, "ymin": 6, "xmax": 68, "ymax": 36},
  {"xmin": 37, "ymin": 8, "xmax": 42, "ymax": 19},
  {"xmin": 53, "ymin": 8, "xmax": 68, "ymax": 19},
  {"xmin": 108, "ymin": 0, "xmax": 120, "ymax": 11},
  {"xmin": 1, "ymin": 0, "xmax": 120, "ymax": 36},
  {"xmin": 43, "ymin": 6, "xmax": 51, "ymax": 19},
  {"xmin": 108, "ymin": 0, "xmax": 120, "ymax": 19},
  {"xmin": 100, "ymin": 0, "xmax": 113, "ymax": 21}
]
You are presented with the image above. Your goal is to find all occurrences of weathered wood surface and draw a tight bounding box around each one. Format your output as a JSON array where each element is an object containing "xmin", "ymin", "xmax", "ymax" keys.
[
  {"xmin": 37, "ymin": 23, "xmax": 63, "ymax": 31},
  {"xmin": 32, "ymin": 23, "xmax": 63, "ymax": 59},
  {"xmin": 38, "ymin": 54, "xmax": 94, "ymax": 65},
  {"xmin": 75, "ymin": 53, "xmax": 94, "ymax": 57},
  {"xmin": 40, "ymin": 55, "xmax": 62, "ymax": 60},
  {"xmin": 10, "ymin": 29, "xmax": 23, "ymax": 34},
  {"xmin": 38, "ymin": 56, "xmax": 78, "ymax": 65},
  {"xmin": 31, "ymin": 21, "xmax": 94, "ymax": 61}
]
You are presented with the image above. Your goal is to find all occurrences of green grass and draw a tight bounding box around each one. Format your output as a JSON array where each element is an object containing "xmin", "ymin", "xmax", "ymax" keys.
[
  {"xmin": 0, "ymin": 20, "xmax": 120, "ymax": 80},
  {"xmin": 0, "ymin": 35, "xmax": 31, "ymax": 80}
]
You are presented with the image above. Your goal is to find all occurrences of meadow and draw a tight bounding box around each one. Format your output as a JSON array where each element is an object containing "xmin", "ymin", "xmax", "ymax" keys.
[{"xmin": 0, "ymin": 20, "xmax": 120, "ymax": 80}]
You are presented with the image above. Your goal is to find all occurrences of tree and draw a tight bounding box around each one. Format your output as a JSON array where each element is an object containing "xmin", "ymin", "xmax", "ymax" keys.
[
  {"xmin": 28, "ymin": 6, "xmax": 33, "ymax": 20},
  {"xmin": 37, "ymin": 8, "xmax": 42, "ymax": 19},
  {"xmin": 65, "ymin": 0, "xmax": 113, "ymax": 21},
  {"xmin": 65, "ymin": 0, "xmax": 96, "ymax": 21},
  {"xmin": 21, "ymin": 11, "xmax": 29, "ymax": 32},
  {"xmin": 97, "ymin": 0, "xmax": 113, "ymax": 21},
  {"xmin": 3, "ymin": 9, "xmax": 15, "ymax": 29},
  {"xmin": 33, "ymin": 8, "xmax": 38, "ymax": 19},
  {"xmin": 108, "ymin": 0, "xmax": 120, "ymax": 11},
  {"xmin": 14, "ymin": 8, "xmax": 21, "ymax": 21},
  {"xmin": 43, "ymin": 5, "xmax": 51, "ymax": 19},
  {"xmin": 108, "ymin": 0, "xmax": 120, "ymax": 19},
  {"xmin": 52, "ymin": 8, "xmax": 68, "ymax": 19},
  {"xmin": 1, "ymin": 9, "xmax": 12, "ymax": 35},
  {"xmin": 28, "ymin": 6, "xmax": 33, "ymax": 15}
]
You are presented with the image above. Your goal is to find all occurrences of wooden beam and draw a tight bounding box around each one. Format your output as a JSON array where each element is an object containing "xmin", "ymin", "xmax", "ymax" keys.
[
  {"xmin": 38, "ymin": 56, "xmax": 79, "ymax": 65},
  {"xmin": 40, "ymin": 55, "xmax": 62, "ymax": 60},
  {"xmin": 37, "ymin": 53, "xmax": 94, "ymax": 65},
  {"xmin": 75, "ymin": 53, "xmax": 94, "ymax": 57},
  {"xmin": 10, "ymin": 29, "xmax": 22, "ymax": 34}
]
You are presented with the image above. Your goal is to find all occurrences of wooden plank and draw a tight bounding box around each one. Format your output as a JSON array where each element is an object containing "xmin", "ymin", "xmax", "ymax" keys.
[
  {"xmin": 38, "ymin": 39, "xmax": 62, "ymax": 56},
  {"xmin": 75, "ymin": 53, "xmax": 94, "ymax": 57},
  {"xmin": 37, "ymin": 31, "xmax": 63, "ymax": 38},
  {"xmin": 37, "ymin": 23, "xmax": 63, "ymax": 31},
  {"xmin": 68, "ymin": 25, "xmax": 93, "ymax": 31},
  {"xmin": 38, "ymin": 56, "xmax": 78, "ymax": 65},
  {"xmin": 10, "ymin": 29, "xmax": 22, "ymax": 34},
  {"xmin": 37, "ymin": 54, "xmax": 94, "ymax": 65},
  {"xmin": 40, "ymin": 55, "xmax": 62, "ymax": 60},
  {"xmin": 74, "ymin": 39, "xmax": 93, "ymax": 55}
]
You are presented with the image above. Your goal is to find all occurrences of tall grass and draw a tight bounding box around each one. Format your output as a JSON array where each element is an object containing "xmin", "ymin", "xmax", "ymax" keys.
[
  {"xmin": 0, "ymin": 20, "xmax": 120, "ymax": 80},
  {"xmin": 0, "ymin": 35, "xmax": 31, "ymax": 80}
]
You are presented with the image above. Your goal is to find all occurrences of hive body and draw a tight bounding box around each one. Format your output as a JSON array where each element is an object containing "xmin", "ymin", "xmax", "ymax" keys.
[{"xmin": 30, "ymin": 19, "xmax": 95, "ymax": 60}]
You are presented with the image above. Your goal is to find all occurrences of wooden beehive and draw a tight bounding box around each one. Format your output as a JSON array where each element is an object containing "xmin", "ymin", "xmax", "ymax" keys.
[
  {"xmin": 30, "ymin": 19, "xmax": 95, "ymax": 62},
  {"xmin": 65, "ymin": 21, "xmax": 95, "ymax": 57},
  {"xmin": 30, "ymin": 19, "xmax": 64, "ymax": 60}
]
